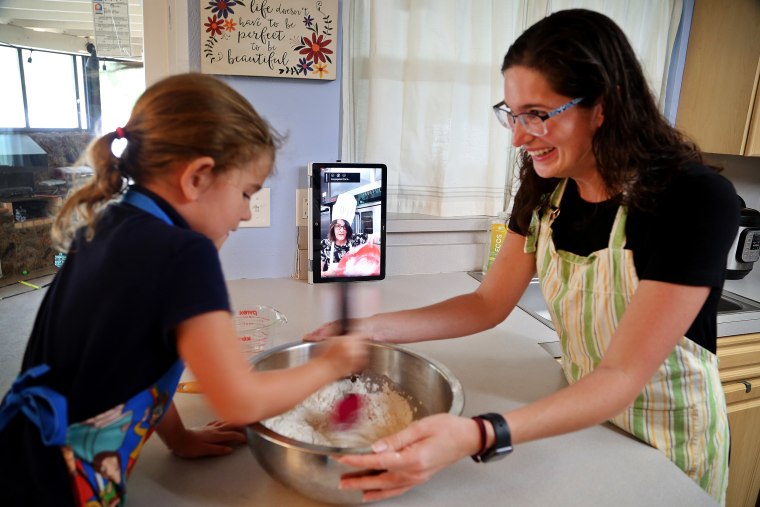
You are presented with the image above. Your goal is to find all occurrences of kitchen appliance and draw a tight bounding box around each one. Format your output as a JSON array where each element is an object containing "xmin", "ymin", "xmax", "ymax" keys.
[
  {"xmin": 726, "ymin": 196, "xmax": 760, "ymax": 280},
  {"xmin": 246, "ymin": 341, "xmax": 464, "ymax": 505},
  {"xmin": 0, "ymin": 134, "xmax": 55, "ymax": 223}
]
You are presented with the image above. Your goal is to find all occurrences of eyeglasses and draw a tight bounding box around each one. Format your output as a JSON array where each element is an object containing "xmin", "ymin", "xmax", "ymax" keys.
[
  {"xmin": 334, "ymin": 224, "xmax": 347, "ymax": 230},
  {"xmin": 492, "ymin": 97, "xmax": 584, "ymax": 137}
]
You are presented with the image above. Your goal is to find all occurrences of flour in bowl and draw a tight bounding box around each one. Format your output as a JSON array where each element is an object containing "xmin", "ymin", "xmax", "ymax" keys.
[{"xmin": 263, "ymin": 375, "xmax": 416, "ymax": 447}]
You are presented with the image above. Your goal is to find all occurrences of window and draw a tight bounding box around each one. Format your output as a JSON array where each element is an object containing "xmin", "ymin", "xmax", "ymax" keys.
[
  {"xmin": 24, "ymin": 50, "xmax": 82, "ymax": 128},
  {"xmin": 99, "ymin": 63, "xmax": 145, "ymax": 134},
  {"xmin": 0, "ymin": 46, "xmax": 26, "ymax": 128},
  {"xmin": 0, "ymin": 44, "xmax": 144, "ymax": 133}
]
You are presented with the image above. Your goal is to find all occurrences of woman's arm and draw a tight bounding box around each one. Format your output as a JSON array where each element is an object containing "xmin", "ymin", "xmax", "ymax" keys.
[
  {"xmin": 305, "ymin": 231, "xmax": 536, "ymax": 344},
  {"xmin": 177, "ymin": 313, "xmax": 368, "ymax": 425},
  {"xmin": 337, "ymin": 280, "xmax": 710, "ymax": 501}
]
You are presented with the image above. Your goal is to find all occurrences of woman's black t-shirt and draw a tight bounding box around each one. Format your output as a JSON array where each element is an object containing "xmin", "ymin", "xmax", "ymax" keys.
[{"xmin": 508, "ymin": 164, "xmax": 739, "ymax": 353}]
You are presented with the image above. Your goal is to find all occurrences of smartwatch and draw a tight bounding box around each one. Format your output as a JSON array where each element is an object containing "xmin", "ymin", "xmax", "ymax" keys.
[{"xmin": 476, "ymin": 412, "xmax": 513, "ymax": 462}]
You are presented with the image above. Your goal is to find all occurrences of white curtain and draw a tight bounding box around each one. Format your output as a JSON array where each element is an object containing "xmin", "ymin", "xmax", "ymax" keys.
[{"xmin": 341, "ymin": 0, "xmax": 682, "ymax": 217}]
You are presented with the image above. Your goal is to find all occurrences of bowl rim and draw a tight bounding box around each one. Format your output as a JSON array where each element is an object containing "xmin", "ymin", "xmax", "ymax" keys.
[{"xmin": 247, "ymin": 340, "xmax": 465, "ymax": 453}]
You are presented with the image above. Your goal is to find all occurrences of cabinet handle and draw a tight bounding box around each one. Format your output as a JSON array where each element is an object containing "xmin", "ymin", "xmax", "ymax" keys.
[{"xmin": 740, "ymin": 380, "xmax": 752, "ymax": 393}]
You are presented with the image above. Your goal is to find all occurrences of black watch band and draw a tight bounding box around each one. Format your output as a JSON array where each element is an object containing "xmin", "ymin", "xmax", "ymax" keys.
[{"xmin": 476, "ymin": 412, "xmax": 513, "ymax": 462}]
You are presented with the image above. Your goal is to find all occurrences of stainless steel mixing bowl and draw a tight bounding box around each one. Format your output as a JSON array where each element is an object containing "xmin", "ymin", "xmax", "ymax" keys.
[{"xmin": 246, "ymin": 341, "xmax": 465, "ymax": 505}]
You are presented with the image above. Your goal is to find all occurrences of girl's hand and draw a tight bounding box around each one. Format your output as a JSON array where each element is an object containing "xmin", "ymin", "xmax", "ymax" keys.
[
  {"xmin": 337, "ymin": 414, "xmax": 480, "ymax": 502},
  {"xmin": 320, "ymin": 333, "xmax": 370, "ymax": 378},
  {"xmin": 304, "ymin": 317, "xmax": 373, "ymax": 342},
  {"xmin": 165, "ymin": 420, "xmax": 247, "ymax": 459}
]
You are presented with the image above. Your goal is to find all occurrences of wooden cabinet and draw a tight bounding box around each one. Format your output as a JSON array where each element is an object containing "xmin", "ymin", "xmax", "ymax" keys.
[
  {"xmin": 675, "ymin": 0, "xmax": 760, "ymax": 156},
  {"xmin": 717, "ymin": 332, "xmax": 760, "ymax": 507}
]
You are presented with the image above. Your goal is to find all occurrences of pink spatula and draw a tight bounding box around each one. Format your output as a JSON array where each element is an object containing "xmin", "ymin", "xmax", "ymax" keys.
[{"xmin": 331, "ymin": 393, "xmax": 363, "ymax": 429}]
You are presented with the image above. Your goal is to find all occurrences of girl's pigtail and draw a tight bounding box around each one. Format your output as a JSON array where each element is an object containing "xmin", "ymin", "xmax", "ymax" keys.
[{"xmin": 51, "ymin": 130, "xmax": 128, "ymax": 250}]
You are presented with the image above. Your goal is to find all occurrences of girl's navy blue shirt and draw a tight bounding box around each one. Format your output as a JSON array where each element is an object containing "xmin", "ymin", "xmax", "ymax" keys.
[
  {"xmin": 1, "ymin": 186, "xmax": 230, "ymax": 505},
  {"xmin": 23, "ymin": 186, "xmax": 230, "ymax": 420}
]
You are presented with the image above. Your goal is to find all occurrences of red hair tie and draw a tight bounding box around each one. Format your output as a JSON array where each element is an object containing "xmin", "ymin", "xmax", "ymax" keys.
[{"xmin": 115, "ymin": 127, "xmax": 126, "ymax": 139}]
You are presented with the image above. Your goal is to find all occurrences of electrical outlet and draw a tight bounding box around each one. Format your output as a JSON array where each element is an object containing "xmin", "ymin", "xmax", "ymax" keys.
[
  {"xmin": 239, "ymin": 188, "xmax": 270, "ymax": 227},
  {"xmin": 296, "ymin": 188, "xmax": 309, "ymax": 226}
]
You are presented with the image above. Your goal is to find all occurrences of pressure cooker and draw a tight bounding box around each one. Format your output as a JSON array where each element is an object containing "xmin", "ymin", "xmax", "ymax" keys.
[{"xmin": 726, "ymin": 196, "xmax": 760, "ymax": 280}]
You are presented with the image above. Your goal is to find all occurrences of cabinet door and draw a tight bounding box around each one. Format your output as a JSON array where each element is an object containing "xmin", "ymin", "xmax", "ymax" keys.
[
  {"xmin": 719, "ymin": 333, "xmax": 760, "ymax": 507},
  {"xmin": 676, "ymin": 0, "xmax": 760, "ymax": 155},
  {"xmin": 743, "ymin": 58, "xmax": 760, "ymax": 156},
  {"xmin": 724, "ymin": 378, "xmax": 760, "ymax": 507}
]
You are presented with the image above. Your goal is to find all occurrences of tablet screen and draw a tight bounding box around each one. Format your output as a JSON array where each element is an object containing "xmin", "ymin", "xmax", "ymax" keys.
[{"xmin": 308, "ymin": 162, "xmax": 387, "ymax": 283}]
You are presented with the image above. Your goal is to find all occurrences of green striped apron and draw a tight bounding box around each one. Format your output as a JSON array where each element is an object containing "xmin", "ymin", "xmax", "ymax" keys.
[{"xmin": 525, "ymin": 179, "xmax": 729, "ymax": 505}]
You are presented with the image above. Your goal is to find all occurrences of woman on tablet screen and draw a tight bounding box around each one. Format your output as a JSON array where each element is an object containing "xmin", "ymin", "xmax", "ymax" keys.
[{"xmin": 320, "ymin": 218, "xmax": 373, "ymax": 277}]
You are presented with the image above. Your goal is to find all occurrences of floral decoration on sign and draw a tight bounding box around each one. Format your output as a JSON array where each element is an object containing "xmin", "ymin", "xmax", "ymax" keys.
[
  {"xmin": 278, "ymin": 3, "xmax": 333, "ymax": 77},
  {"xmin": 203, "ymin": 0, "xmax": 245, "ymax": 60}
]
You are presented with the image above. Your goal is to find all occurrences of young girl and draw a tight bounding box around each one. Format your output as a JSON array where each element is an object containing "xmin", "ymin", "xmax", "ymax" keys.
[{"xmin": 0, "ymin": 73, "xmax": 368, "ymax": 506}]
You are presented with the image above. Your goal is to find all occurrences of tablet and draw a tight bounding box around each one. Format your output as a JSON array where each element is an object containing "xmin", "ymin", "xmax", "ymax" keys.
[{"xmin": 308, "ymin": 162, "xmax": 387, "ymax": 283}]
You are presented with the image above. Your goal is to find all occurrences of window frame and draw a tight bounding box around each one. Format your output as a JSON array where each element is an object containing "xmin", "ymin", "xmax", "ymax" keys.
[{"xmin": 0, "ymin": 44, "xmax": 99, "ymax": 133}]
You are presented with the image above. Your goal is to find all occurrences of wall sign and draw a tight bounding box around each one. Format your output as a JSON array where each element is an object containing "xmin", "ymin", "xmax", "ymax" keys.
[
  {"xmin": 200, "ymin": 0, "xmax": 338, "ymax": 80},
  {"xmin": 92, "ymin": 0, "xmax": 132, "ymax": 57}
]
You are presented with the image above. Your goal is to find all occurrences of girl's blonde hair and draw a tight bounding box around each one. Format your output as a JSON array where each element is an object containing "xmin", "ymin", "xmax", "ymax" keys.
[{"xmin": 52, "ymin": 73, "xmax": 279, "ymax": 249}]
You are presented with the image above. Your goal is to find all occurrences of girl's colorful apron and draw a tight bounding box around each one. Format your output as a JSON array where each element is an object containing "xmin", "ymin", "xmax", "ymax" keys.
[
  {"xmin": 526, "ymin": 179, "xmax": 729, "ymax": 505},
  {"xmin": 0, "ymin": 189, "xmax": 183, "ymax": 506}
]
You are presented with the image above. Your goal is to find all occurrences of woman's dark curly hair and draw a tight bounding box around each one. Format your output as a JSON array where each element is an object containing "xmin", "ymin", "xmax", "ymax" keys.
[{"xmin": 504, "ymin": 9, "xmax": 712, "ymax": 232}]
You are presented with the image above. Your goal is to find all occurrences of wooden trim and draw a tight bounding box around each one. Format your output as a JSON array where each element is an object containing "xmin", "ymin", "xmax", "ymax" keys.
[
  {"xmin": 720, "ymin": 364, "xmax": 760, "ymax": 384},
  {"xmin": 718, "ymin": 333, "xmax": 760, "ymax": 348}
]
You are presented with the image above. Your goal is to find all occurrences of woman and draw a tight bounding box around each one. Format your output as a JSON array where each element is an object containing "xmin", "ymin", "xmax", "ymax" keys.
[
  {"xmin": 306, "ymin": 9, "xmax": 738, "ymax": 505},
  {"xmin": 320, "ymin": 218, "xmax": 371, "ymax": 276}
]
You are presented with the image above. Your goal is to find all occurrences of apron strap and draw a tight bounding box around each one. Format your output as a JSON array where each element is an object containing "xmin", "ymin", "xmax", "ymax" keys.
[
  {"xmin": 0, "ymin": 364, "xmax": 68, "ymax": 446},
  {"xmin": 122, "ymin": 188, "xmax": 174, "ymax": 226},
  {"xmin": 549, "ymin": 179, "xmax": 567, "ymax": 208},
  {"xmin": 525, "ymin": 179, "xmax": 567, "ymax": 253},
  {"xmin": 608, "ymin": 205, "xmax": 628, "ymax": 249}
]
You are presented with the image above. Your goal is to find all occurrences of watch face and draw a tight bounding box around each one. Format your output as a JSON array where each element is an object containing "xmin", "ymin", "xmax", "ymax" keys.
[{"xmin": 482, "ymin": 444, "xmax": 513, "ymax": 462}]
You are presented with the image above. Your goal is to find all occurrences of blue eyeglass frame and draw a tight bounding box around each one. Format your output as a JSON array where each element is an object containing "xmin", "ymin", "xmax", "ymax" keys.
[{"xmin": 492, "ymin": 96, "xmax": 584, "ymax": 134}]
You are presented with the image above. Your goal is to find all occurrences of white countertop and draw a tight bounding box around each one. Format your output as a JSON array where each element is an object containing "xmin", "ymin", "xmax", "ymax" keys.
[{"xmin": 128, "ymin": 273, "xmax": 716, "ymax": 506}]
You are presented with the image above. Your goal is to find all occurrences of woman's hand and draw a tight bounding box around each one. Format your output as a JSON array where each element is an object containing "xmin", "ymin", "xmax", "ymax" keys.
[
  {"xmin": 303, "ymin": 319, "xmax": 343, "ymax": 342},
  {"xmin": 162, "ymin": 420, "xmax": 247, "ymax": 459},
  {"xmin": 337, "ymin": 413, "xmax": 481, "ymax": 502}
]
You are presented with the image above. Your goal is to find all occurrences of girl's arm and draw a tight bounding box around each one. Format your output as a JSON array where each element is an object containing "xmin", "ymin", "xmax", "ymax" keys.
[
  {"xmin": 337, "ymin": 280, "xmax": 710, "ymax": 501},
  {"xmin": 176, "ymin": 314, "xmax": 368, "ymax": 425},
  {"xmin": 305, "ymin": 231, "xmax": 536, "ymax": 344}
]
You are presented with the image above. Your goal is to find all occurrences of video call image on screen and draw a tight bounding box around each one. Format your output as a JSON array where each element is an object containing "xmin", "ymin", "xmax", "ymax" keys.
[{"xmin": 316, "ymin": 166, "xmax": 384, "ymax": 279}]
